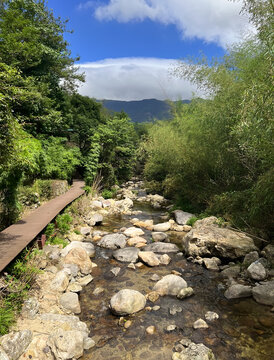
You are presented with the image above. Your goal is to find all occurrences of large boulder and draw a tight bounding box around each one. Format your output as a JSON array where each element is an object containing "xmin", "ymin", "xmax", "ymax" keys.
[
  {"xmin": 252, "ymin": 281, "xmax": 274, "ymax": 306},
  {"xmin": 0, "ymin": 330, "xmax": 32, "ymax": 360},
  {"xmin": 224, "ymin": 284, "xmax": 252, "ymax": 299},
  {"xmin": 182, "ymin": 217, "xmax": 258, "ymax": 259},
  {"xmin": 153, "ymin": 274, "xmax": 187, "ymax": 296},
  {"xmin": 138, "ymin": 251, "xmax": 160, "ymax": 267},
  {"xmin": 48, "ymin": 329, "xmax": 84, "ymax": 360},
  {"xmin": 98, "ymin": 234, "xmax": 127, "ymax": 249},
  {"xmin": 172, "ymin": 343, "xmax": 216, "ymax": 360},
  {"xmin": 64, "ymin": 248, "xmax": 93, "ymax": 275},
  {"xmin": 173, "ymin": 210, "xmax": 194, "ymax": 225},
  {"xmin": 247, "ymin": 261, "xmax": 267, "ymax": 281},
  {"xmin": 113, "ymin": 248, "xmax": 140, "ymax": 263},
  {"xmin": 144, "ymin": 242, "xmax": 179, "ymax": 253},
  {"xmin": 61, "ymin": 242, "xmax": 95, "ymax": 258},
  {"xmin": 124, "ymin": 227, "xmax": 144, "ymax": 237},
  {"xmin": 110, "ymin": 289, "xmax": 146, "ymax": 315},
  {"xmin": 114, "ymin": 198, "xmax": 134, "ymax": 213}
]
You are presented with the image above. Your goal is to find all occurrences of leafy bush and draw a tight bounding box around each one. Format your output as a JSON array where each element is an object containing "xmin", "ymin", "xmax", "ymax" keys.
[
  {"xmin": 46, "ymin": 236, "xmax": 68, "ymax": 248},
  {"xmin": 55, "ymin": 213, "xmax": 72, "ymax": 235},
  {"xmin": 101, "ymin": 189, "xmax": 115, "ymax": 199},
  {"xmin": 45, "ymin": 223, "xmax": 55, "ymax": 237}
]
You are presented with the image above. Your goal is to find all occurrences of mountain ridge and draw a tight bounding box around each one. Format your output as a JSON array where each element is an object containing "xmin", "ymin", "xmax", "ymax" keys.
[{"xmin": 98, "ymin": 98, "xmax": 190, "ymax": 123}]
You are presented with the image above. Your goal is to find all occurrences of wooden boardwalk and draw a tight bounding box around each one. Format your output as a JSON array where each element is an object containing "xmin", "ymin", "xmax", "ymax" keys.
[{"xmin": 0, "ymin": 180, "xmax": 85, "ymax": 272}]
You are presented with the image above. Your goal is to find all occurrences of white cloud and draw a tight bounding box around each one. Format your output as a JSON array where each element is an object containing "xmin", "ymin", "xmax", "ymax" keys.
[
  {"xmin": 93, "ymin": 0, "xmax": 254, "ymax": 48},
  {"xmin": 77, "ymin": 57, "xmax": 199, "ymax": 101}
]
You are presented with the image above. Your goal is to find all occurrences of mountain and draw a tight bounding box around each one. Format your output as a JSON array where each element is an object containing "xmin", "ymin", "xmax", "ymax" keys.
[{"xmin": 99, "ymin": 98, "xmax": 190, "ymax": 123}]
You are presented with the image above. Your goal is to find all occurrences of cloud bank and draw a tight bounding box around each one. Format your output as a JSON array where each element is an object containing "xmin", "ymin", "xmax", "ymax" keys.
[
  {"xmin": 78, "ymin": 57, "xmax": 199, "ymax": 101},
  {"xmin": 92, "ymin": 0, "xmax": 253, "ymax": 48}
]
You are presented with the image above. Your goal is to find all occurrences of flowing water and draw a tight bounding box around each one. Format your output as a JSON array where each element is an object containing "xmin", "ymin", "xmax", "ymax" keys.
[{"xmin": 79, "ymin": 199, "xmax": 274, "ymax": 360}]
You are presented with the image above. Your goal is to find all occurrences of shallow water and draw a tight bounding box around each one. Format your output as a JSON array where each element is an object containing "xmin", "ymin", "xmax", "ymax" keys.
[{"xmin": 79, "ymin": 201, "xmax": 274, "ymax": 360}]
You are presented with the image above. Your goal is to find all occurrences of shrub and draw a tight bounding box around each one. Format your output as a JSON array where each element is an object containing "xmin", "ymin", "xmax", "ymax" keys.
[
  {"xmin": 46, "ymin": 236, "xmax": 68, "ymax": 248},
  {"xmin": 55, "ymin": 213, "xmax": 72, "ymax": 235},
  {"xmin": 101, "ymin": 189, "xmax": 115, "ymax": 199}
]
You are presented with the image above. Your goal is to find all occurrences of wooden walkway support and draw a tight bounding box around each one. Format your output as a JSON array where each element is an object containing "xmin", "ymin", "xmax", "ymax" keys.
[{"xmin": 0, "ymin": 180, "xmax": 85, "ymax": 272}]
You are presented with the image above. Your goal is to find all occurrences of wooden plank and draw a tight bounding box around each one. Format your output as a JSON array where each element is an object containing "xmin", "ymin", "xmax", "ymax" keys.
[{"xmin": 0, "ymin": 180, "xmax": 85, "ymax": 272}]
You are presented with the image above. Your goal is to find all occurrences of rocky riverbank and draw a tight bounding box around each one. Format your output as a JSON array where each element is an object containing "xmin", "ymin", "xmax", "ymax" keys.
[{"xmin": 0, "ymin": 179, "xmax": 273, "ymax": 360}]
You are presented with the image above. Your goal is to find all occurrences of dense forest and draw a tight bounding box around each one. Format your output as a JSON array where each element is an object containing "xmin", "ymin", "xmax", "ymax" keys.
[
  {"xmin": 0, "ymin": 0, "xmax": 273, "ymax": 238},
  {"xmin": 0, "ymin": 0, "xmax": 137, "ymax": 230}
]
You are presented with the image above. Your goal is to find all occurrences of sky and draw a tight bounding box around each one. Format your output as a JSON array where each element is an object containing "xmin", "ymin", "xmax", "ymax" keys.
[{"xmin": 46, "ymin": 0, "xmax": 254, "ymax": 101}]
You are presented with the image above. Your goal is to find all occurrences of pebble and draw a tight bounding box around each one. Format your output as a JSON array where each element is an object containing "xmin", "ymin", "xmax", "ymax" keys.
[
  {"xmin": 152, "ymin": 305, "xmax": 161, "ymax": 311},
  {"xmin": 146, "ymin": 291, "xmax": 160, "ymax": 303},
  {"xmin": 93, "ymin": 287, "xmax": 104, "ymax": 296},
  {"xmin": 124, "ymin": 320, "xmax": 132, "ymax": 329},
  {"xmin": 179, "ymin": 338, "xmax": 192, "ymax": 347},
  {"xmin": 127, "ymin": 263, "xmax": 136, "ymax": 270},
  {"xmin": 111, "ymin": 267, "xmax": 121, "ymax": 276},
  {"xmin": 78, "ymin": 275, "xmax": 94, "ymax": 286},
  {"xmin": 150, "ymin": 274, "xmax": 161, "ymax": 281},
  {"xmin": 205, "ymin": 311, "xmax": 219, "ymax": 321},
  {"xmin": 166, "ymin": 325, "xmax": 177, "ymax": 332},
  {"xmin": 146, "ymin": 326, "xmax": 156, "ymax": 335},
  {"xmin": 193, "ymin": 319, "xmax": 209, "ymax": 329},
  {"xmin": 169, "ymin": 304, "xmax": 183, "ymax": 315}
]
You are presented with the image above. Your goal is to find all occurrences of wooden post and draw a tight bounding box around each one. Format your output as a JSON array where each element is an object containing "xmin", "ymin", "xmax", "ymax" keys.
[{"xmin": 38, "ymin": 234, "xmax": 46, "ymax": 249}]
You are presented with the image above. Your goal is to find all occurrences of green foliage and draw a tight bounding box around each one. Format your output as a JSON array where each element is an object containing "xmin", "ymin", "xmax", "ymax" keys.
[
  {"xmin": 0, "ymin": 247, "xmax": 41, "ymax": 334},
  {"xmin": 0, "ymin": 306, "xmax": 15, "ymax": 335},
  {"xmin": 46, "ymin": 236, "xmax": 68, "ymax": 248},
  {"xmin": 55, "ymin": 213, "xmax": 72, "ymax": 235},
  {"xmin": 45, "ymin": 223, "xmax": 55, "ymax": 238},
  {"xmin": 144, "ymin": 3, "xmax": 274, "ymax": 236},
  {"xmin": 101, "ymin": 189, "xmax": 116, "ymax": 199},
  {"xmin": 74, "ymin": 229, "xmax": 81, "ymax": 235},
  {"xmin": 186, "ymin": 217, "xmax": 198, "ymax": 226},
  {"xmin": 39, "ymin": 137, "xmax": 81, "ymax": 181}
]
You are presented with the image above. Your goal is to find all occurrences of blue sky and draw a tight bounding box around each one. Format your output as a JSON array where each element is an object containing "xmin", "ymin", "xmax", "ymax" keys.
[{"xmin": 46, "ymin": 0, "xmax": 253, "ymax": 100}]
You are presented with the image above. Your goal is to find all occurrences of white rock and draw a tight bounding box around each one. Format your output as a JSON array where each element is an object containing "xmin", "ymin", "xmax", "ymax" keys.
[
  {"xmin": 50, "ymin": 271, "xmax": 69, "ymax": 292},
  {"xmin": 139, "ymin": 251, "xmax": 160, "ymax": 267},
  {"xmin": 153, "ymin": 222, "xmax": 171, "ymax": 232},
  {"xmin": 247, "ymin": 261, "xmax": 267, "ymax": 281},
  {"xmin": 110, "ymin": 289, "xmax": 146, "ymax": 315},
  {"xmin": 59, "ymin": 292, "xmax": 81, "ymax": 314},
  {"xmin": 124, "ymin": 227, "xmax": 145, "ymax": 237},
  {"xmin": 193, "ymin": 319, "xmax": 208, "ymax": 329},
  {"xmin": 0, "ymin": 330, "xmax": 32, "ymax": 360},
  {"xmin": 48, "ymin": 329, "xmax": 84, "ymax": 360},
  {"xmin": 153, "ymin": 274, "xmax": 187, "ymax": 296},
  {"xmin": 205, "ymin": 311, "xmax": 219, "ymax": 321},
  {"xmin": 98, "ymin": 234, "xmax": 127, "ymax": 249}
]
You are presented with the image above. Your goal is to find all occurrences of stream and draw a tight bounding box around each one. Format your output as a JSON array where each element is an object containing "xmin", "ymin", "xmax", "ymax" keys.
[{"xmin": 79, "ymin": 195, "xmax": 274, "ymax": 360}]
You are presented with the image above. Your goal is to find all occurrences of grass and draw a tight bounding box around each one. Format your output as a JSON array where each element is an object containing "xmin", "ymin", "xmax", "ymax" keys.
[{"xmin": 0, "ymin": 247, "xmax": 41, "ymax": 335}]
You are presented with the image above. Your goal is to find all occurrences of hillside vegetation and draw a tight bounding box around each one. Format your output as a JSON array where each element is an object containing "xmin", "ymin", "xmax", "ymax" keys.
[
  {"xmin": 143, "ymin": 0, "xmax": 273, "ymax": 237},
  {"xmin": 0, "ymin": 0, "xmax": 137, "ymax": 230}
]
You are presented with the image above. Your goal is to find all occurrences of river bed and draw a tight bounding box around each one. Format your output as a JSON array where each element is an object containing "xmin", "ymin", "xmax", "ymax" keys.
[{"xmin": 79, "ymin": 200, "xmax": 274, "ymax": 360}]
